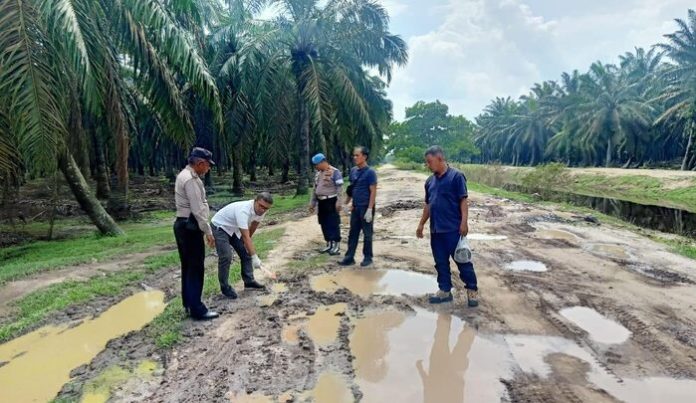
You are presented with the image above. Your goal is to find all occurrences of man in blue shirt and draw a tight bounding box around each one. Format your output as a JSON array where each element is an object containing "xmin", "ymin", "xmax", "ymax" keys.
[
  {"xmin": 339, "ymin": 146, "xmax": 378, "ymax": 267},
  {"xmin": 416, "ymin": 146, "xmax": 479, "ymax": 307}
]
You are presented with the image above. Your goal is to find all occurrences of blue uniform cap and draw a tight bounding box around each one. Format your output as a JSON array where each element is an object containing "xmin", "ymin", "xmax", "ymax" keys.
[{"xmin": 311, "ymin": 153, "xmax": 326, "ymax": 165}]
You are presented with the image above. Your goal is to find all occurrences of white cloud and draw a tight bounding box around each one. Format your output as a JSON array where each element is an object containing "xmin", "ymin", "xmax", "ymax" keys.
[{"xmin": 385, "ymin": 0, "xmax": 694, "ymax": 120}]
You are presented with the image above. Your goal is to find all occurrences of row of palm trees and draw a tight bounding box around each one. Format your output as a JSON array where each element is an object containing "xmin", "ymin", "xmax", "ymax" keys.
[
  {"xmin": 474, "ymin": 9, "xmax": 696, "ymax": 171},
  {"xmin": 0, "ymin": 0, "xmax": 408, "ymax": 235}
]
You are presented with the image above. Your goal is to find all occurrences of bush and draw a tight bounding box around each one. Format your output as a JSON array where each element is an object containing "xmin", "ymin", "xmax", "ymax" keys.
[{"xmin": 520, "ymin": 163, "xmax": 570, "ymax": 196}]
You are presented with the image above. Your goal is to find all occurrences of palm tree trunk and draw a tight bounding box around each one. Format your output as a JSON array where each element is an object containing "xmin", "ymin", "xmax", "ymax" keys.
[
  {"xmin": 90, "ymin": 126, "xmax": 110, "ymax": 200},
  {"xmin": 232, "ymin": 146, "xmax": 244, "ymax": 196},
  {"xmin": 295, "ymin": 76, "xmax": 310, "ymax": 195},
  {"xmin": 281, "ymin": 157, "xmax": 290, "ymax": 183},
  {"xmin": 681, "ymin": 127, "xmax": 693, "ymax": 171},
  {"xmin": 605, "ymin": 137, "xmax": 613, "ymax": 167},
  {"xmin": 58, "ymin": 150, "xmax": 123, "ymax": 236}
]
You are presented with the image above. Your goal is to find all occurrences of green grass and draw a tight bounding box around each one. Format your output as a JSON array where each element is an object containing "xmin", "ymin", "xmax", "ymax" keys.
[
  {"xmin": 147, "ymin": 228, "xmax": 284, "ymax": 349},
  {"xmin": 0, "ymin": 218, "xmax": 175, "ymax": 285},
  {"xmin": 0, "ymin": 271, "xmax": 145, "ymax": 342}
]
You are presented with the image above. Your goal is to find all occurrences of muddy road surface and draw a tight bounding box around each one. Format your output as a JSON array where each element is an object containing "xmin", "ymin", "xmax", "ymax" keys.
[{"xmin": 5, "ymin": 165, "xmax": 696, "ymax": 402}]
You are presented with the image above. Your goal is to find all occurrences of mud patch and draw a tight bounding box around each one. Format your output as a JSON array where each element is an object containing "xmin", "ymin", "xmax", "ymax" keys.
[
  {"xmin": 585, "ymin": 243, "xmax": 631, "ymax": 260},
  {"xmin": 467, "ymin": 233, "xmax": 508, "ymax": 241},
  {"xmin": 559, "ymin": 306, "xmax": 631, "ymax": 344},
  {"xmin": 380, "ymin": 200, "xmax": 422, "ymax": 217},
  {"xmin": 536, "ymin": 229, "xmax": 580, "ymax": 242},
  {"xmin": 0, "ymin": 291, "xmax": 165, "ymax": 402},
  {"xmin": 628, "ymin": 265, "xmax": 695, "ymax": 285}
]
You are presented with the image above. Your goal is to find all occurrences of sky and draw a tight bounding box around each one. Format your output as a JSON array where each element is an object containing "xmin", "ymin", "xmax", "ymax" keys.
[{"xmin": 380, "ymin": 0, "xmax": 694, "ymax": 121}]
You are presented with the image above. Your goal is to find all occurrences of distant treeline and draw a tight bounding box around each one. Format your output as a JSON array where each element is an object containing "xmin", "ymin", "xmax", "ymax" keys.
[{"xmin": 475, "ymin": 9, "xmax": 696, "ymax": 170}]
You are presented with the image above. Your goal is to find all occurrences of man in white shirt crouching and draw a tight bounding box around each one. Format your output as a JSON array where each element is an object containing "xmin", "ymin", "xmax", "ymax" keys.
[{"xmin": 211, "ymin": 192, "xmax": 273, "ymax": 298}]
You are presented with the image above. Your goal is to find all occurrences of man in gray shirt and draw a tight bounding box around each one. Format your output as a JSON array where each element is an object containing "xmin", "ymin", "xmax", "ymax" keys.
[
  {"xmin": 309, "ymin": 153, "xmax": 343, "ymax": 255},
  {"xmin": 173, "ymin": 147, "xmax": 218, "ymax": 320}
]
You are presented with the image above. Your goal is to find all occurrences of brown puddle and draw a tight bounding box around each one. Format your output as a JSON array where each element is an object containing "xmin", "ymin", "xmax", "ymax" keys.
[
  {"xmin": 310, "ymin": 269, "xmax": 436, "ymax": 298},
  {"xmin": 586, "ymin": 243, "xmax": 631, "ymax": 259},
  {"xmin": 306, "ymin": 372, "xmax": 353, "ymax": 403},
  {"xmin": 506, "ymin": 335, "xmax": 696, "ymax": 403},
  {"xmin": 348, "ymin": 308, "xmax": 696, "ymax": 402},
  {"xmin": 349, "ymin": 308, "xmax": 511, "ymax": 402},
  {"xmin": 0, "ymin": 290, "xmax": 166, "ymax": 403},
  {"xmin": 535, "ymin": 229, "xmax": 579, "ymax": 242},
  {"xmin": 560, "ymin": 306, "xmax": 631, "ymax": 344},
  {"xmin": 305, "ymin": 303, "xmax": 346, "ymax": 347}
]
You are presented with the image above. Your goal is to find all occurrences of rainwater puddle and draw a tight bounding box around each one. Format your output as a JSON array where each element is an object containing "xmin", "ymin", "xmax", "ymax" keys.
[
  {"xmin": 348, "ymin": 308, "xmax": 696, "ymax": 402},
  {"xmin": 80, "ymin": 359, "xmax": 158, "ymax": 403},
  {"xmin": 257, "ymin": 282, "xmax": 288, "ymax": 306},
  {"xmin": 467, "ymin": 234, "xmax": 508, "ymax": 241},
  {"xmin": 310, "ymin": 269, "xmax": 436, "ymax": 298},
  {"xmin": 560, "ymin": 306, "xmax": 631, "ymax": 344},
  {"xmin": 349, "ymin": 308, "xmax": 511, "ymax": 402},
  {"xmin": 504, "ymin": 260, "xmax": 548, "ymax": 272},
  {"xmin": 535, "ymin": 229, "xmax": 579, "ymax": 242},
  {"xmin": 506, "ymin": 335, "xmax": 696, "ymax": 403},
  {"xmin": 0, "ymin": 290, "xmax": 166, "ymax": 403},
  {"xmin": 305, "ymin": 303, "xmax": 346, "ymax": 347},
  {"xmin": 586, "ymin": 243, "xmax": 631, "ymax": 260},
  {"xmin": 281, "ymin": 324, "xmax": 301, "ymax": 345},
  {"xmin": 305, "ymin": 372, "xmax": 353, "ymax": 403}
]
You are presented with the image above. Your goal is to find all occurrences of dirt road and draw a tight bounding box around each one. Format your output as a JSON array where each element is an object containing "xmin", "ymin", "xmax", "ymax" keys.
[{"xmin": 24, "ymin": 165, "xmax": 696, "ymax": 402}]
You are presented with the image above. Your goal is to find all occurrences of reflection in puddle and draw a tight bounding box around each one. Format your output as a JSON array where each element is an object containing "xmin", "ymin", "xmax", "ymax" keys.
[
  {"xmin": 586, "ymin": 243, "xmax": 630, "ymax": 259},
  {"xmin": 349, "ymin": 308, "xmax": 696, "ymax": 402},
  {"xmin": 306, "ymin": 303, "xmax": 346, "ymax": 347},
  {"xmin": 535, "ymin": 229, "xmax": 578, "ymax": 242},
  {"xmin": 311, "ymin": 269, "xmax": 436, "ymax": 298},
  {"xmin": 350, "ymin": 308, "xmax": 510, "ymax": 402},
  {"xmin": 560, "ymin": 306, "xmax": 631, "ymax": 344},
  {"xmin": 467, "ymin": 234, "xmax": 508, "ymax": 241},
  {"xmin": 505, "ymin": 260, "xmax": 548, "ymax": 272},
  {"xmin": 0, "ymin": 291, "xmax": 166, "ymax": 403}
]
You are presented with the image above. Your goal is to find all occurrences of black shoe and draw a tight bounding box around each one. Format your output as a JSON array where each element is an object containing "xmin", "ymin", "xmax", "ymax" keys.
[
  {"xmin": 244, "ymin": 280, "xmax": 266, "ymax": 290},
  {"xmin": 319, "ymin": 242, "xmax": 332, "ymax": 254},
  {"xmin": 338, "ymin": 257, "xmax": 355, "ymax": 266},
  {"xmin": 192, "ymin": 310, "xmax": 219, "ymax": 320},
  {"xmin": 221, "ymin": 286, "xmax": 238, "ymax": 299},
  {"xmin": 328, "ymin": 241, "xmax": 341, "ymax": 256},
  {"xmin": 360, "ymin": 259, "xmax": 373, "ymax": 267}
]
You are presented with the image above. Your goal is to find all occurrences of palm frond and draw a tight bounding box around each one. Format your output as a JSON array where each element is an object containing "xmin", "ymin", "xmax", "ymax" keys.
[{"xmin": 0, "ymin": 0, "xmax": 67, "ymax": 172}]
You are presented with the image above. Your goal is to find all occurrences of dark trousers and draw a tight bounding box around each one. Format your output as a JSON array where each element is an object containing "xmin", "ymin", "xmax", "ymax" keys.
[
  {"xmin": 317, "ymin": 197, "xmax": 341, "ymax": 242},
  {"xmin": 345, "ymin": 205, "xmax": 374, "ymax": 260},
  {"xmin": 212, "ymin": 224, "xmax": 254, "ymax": 288},
  {"xmin": 430, "ymin": 231, "xmax": 477, "ymax": 292},
  {"xmin": 173, "ymin": 219, "xmax": 207, "ymax": 317}
]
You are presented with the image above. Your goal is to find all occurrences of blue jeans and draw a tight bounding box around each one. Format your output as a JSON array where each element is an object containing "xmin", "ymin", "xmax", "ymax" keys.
[
  {"xmin": 345, "ymin": 205, "xmax": 374, "ymax": 260},
  {"xmin": 430, "ymin": 231, "xmax": 477, "ymax": 292}
]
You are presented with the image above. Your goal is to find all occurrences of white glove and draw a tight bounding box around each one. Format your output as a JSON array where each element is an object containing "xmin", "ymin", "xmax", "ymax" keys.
[
  {"xmin": 251, "ymin": 254, "xmax": 262, "ymax": 268},
  {"xmin": 364, "ymin": 209, "xmax": 373, "ymax": 223}
]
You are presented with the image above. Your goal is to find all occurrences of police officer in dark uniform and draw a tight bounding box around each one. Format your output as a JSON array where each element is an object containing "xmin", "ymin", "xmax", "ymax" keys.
[{"xmin": 173, "ymin": 147, "xmax": 219, "ymax": 320}]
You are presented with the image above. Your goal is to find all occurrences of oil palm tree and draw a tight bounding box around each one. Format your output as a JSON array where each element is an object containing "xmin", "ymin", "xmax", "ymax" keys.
[
  {"xmin": 268, "ymin": 0, "xmax": 408, "ymax": 194},
  {"xmin": 0, "ymin": 0, "xmax": 221, "ymax": 234},
  {"xmin": 655, "ymin": 9, "xmax": 696, "ymax": 170}
]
